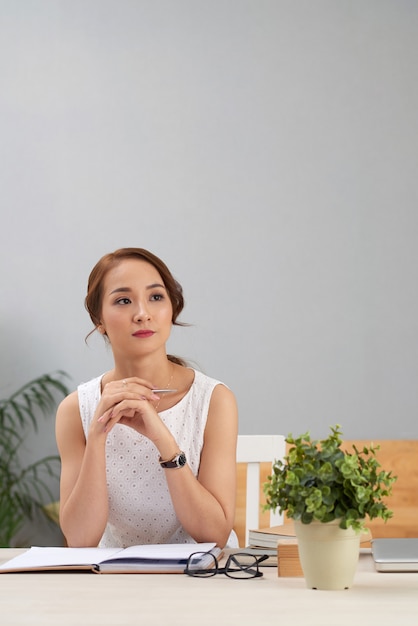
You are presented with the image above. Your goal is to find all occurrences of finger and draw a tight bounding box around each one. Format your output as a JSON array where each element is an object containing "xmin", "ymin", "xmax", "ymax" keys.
[
  {"xmin": 98, "ymin": 404, "xmax": 137, "ymax": 433},
  {"xmin": 97, "ymin": 411, "xmax": 109, "ymax": 423},
  {"xmin": 107, "ymin": 398, "xmax": 149, "ymax": 421},
  {"xmin": 104, "ymin": 385, "xmax": 160, "ymax": 405},
  {"xmin": 104, "ymin": 408, "xmax": 137, "ymax": 433},
  {"xmin": 97, "ymin": 406, "xmax": 116, "ymax": 425},
  {"xmin": 118, "ymin": 377, "xmax": 155, "ymax": 391},
  {"xmin": 116, "ymin": 379, "xmax": 160, "ymax": 402}
]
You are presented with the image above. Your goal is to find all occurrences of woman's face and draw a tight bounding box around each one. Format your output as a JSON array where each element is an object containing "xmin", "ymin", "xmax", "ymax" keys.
[{"xmin": 99, "ymin": 258, "xmax": 173, "ymax": 358}]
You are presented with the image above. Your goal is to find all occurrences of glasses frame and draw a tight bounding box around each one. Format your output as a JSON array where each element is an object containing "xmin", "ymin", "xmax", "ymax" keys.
[{"xmin": 184, "ymin": 551, "xmax": 269, "ymax": 579}]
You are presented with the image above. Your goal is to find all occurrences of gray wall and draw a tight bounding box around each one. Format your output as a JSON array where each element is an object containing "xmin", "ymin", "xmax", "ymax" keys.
[{"xmin": 1, "ymin": 0, "xmax": 418, "ymax": 488}]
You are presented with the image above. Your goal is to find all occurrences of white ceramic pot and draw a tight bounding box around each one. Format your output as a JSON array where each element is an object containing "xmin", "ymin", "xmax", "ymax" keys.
[{"xmin": 294, "ymin": 519, "xmax": 361, "ymax": 590}]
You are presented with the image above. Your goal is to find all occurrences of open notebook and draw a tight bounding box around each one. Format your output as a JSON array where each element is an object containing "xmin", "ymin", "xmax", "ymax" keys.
[
  {"xmin": 372, "ymin": 538, "xmax": 418, "ymax": 572},
  {"xmin": 0, "ymin": 543, "xmax": 221, "ymax": 574}
]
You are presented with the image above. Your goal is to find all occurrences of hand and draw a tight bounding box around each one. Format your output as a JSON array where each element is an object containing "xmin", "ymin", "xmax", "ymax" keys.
[{"xmin": 93, "ymin": 377, "xmax": 167, "ymax": 442}]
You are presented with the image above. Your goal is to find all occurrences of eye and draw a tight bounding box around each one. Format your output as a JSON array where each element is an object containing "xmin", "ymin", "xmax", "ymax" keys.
[
  {"xmin": 150, "ymin": 293, "xmax": 165, "ymax": 302},
  {"xmin": 115, "ymin": 297, "xmax": 131, "ymax": 305}
]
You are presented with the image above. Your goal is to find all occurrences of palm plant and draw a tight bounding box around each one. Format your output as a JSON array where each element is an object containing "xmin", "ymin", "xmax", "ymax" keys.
[{"xmin": 0, "ymin": 371, "xmax": 70, "ymax": 546}]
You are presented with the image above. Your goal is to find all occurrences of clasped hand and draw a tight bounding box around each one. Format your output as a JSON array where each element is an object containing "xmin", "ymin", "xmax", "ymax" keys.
[{"xmin": 93, "ymin": 377, "xmax": 165, "ymax": 441}]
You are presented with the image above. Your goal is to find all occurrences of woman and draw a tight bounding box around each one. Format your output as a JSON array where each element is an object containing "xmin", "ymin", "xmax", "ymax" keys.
[{"xmin": 56, "ymin": 248, "xmax": 238, "ymax": 549}]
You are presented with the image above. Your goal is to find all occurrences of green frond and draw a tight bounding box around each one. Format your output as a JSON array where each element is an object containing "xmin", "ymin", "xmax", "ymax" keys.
[{"xmin": 0, "ymin": 371, "xmax": 70, "ymax": 546}]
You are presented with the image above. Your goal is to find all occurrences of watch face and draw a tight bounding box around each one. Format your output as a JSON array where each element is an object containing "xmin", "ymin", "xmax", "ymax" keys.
[
  {"xmin": 160, "ymin": 451, "xmax": 187, "ymax": 468},
  {"xmin": 177, "ymin": 452, "xmax": 187, "ymax": 467}
]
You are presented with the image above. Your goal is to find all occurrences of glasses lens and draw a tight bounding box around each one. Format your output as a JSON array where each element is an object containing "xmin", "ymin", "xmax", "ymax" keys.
[
  {"xmin": 225, "ymin": 553, "xmax": 261, "ymax": 579},
  {"xmin": 185, "ymin": 552, "xmax": 217, "ymax": 577}
]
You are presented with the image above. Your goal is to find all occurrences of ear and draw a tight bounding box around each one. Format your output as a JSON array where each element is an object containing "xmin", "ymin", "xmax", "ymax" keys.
[{"xmin": 97, "ymin": 324, "xmax": 107, "ymax": 335}]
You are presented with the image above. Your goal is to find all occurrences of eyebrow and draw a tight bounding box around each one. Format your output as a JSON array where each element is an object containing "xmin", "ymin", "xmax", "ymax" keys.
[{"xmin": 109, "ymin": 283, "xmax": 166, "ymax": 295}]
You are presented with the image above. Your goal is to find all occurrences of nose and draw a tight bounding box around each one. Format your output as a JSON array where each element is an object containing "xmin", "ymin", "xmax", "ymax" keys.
[{"xmin": 134, "ymin": 300, "xmax": 151, "ymax": 322}]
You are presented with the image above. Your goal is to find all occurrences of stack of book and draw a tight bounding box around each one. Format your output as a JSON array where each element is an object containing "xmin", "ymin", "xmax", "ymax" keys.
[
  {"xmin": 246, "ymin": 523, "xmax": 303, "ymax": 576},
  {"xmin": 276, "ymin": 538, "xmax": 303, "ymax": 577}
]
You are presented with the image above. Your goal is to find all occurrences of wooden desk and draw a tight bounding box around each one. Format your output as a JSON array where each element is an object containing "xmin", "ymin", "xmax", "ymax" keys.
[{"xmin": 1, "ymin": 548, "xmax": 417, "ymax": 625}]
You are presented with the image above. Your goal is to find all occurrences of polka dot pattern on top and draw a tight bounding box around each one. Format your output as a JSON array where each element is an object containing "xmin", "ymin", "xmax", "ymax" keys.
[{"xmin": 77, "ymin": 369, "xmax": 224, "ymax": 548}]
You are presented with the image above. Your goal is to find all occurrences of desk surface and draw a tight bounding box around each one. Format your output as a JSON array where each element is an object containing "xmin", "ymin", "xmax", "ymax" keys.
[{"xmin": 1, "ymin": 548, "xmax": 417, "ymax": 625}]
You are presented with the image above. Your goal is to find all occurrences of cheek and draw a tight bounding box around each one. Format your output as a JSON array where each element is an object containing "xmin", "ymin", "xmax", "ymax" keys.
[
  {"xmin": 161, "ymin": 307, "xmax": 174, "ymax": 329},
  {"xmin": 160, "ymin": 302, "xmax": 174, "ymax": 323},
  {"xmin": 101, "ymin": 308, "xmax": 124, "ymax": 329}
]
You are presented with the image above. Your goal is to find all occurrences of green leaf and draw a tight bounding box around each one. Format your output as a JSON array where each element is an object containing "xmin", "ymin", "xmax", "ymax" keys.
[
  {"xmin": 0, "ymin": 371, "xmax": 70, "ymax": 547},
  {"xmin": 263, "ymin": 424, "xmax": 397, "ymax": 531}
]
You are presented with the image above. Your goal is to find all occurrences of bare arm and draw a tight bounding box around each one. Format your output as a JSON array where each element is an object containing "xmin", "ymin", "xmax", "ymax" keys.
[
  {"xmin": 56, "ymin": 376, "xmax": 157, "ymax": 546},
  {"xmin": 96, "ymin": 381, "xmax": 238, "ymax": 547},
  {"xmin": 57, "ymin": 378, "xmax": 238, "ymax": 548},
  {"xmin": 55, "ymin": 392, "xmax": 109, "ymax": 547},
  {"xmin": 162, "ymin": 384, "xmax": 238, "ymax": 547}
]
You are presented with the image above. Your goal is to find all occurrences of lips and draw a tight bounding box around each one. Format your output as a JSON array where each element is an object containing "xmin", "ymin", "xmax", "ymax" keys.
[{"xmin": 133, "ymin": 330, "xmax": 155, "ymax": 338}]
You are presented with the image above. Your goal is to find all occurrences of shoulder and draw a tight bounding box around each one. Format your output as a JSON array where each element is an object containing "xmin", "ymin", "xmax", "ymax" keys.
[
  {"xmin": 192, "ymin": 368, "xmax": 229, "ymax": 391},
  {"xmin": 56, "ymin": 389, "xmax": 85, "ymax": 445},
  {"xmin": 57, "ymin": 389, "xmax": 80, "ymax": 415},
  {"xmin": 77, "ymin": 374, "xmax": 103, "ymax": 395},
  {"xmin": 203, "ymin": 377, "xmax": 238, "ymax": 448},
  {"xmin": 190, "ymin": 369, "xmax": 237, "ymax": 414},
  {"xmin": 57, "ymin": 374, "xmax": 103, "ymax": 421},
  {"xmin": 193, "ymin": 369, "xmax": 234, "ymax": 398},
  {"xmin": 209, "ymin": 382, "xmax": 237, "ymax": 413},
  {"xmin": 56, "ymin": 390, "xmax": 81, "ymax": 428}
]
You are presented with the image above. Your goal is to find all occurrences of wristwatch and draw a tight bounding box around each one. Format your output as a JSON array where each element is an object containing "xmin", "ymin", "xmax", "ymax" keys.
[{"xmin": 159, "ymin": 451, "xmax": 187, "ymax": 469}]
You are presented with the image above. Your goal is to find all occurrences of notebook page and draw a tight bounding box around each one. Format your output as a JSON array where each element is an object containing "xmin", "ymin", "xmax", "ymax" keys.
[{"xmin": 0, "ymin": 546, "xmax": 119, "ymax": 570}]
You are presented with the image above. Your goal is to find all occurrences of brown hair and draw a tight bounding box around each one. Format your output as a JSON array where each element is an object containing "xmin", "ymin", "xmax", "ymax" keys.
[{"xmin": 85, "ymin": 248, "xmax": 187, "ymax": 364}]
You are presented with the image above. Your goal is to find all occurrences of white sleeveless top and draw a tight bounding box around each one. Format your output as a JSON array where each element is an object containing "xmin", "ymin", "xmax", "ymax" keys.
[{"xmin": 78, "ymin": 368, "xmax": 224, "ymax": 548}]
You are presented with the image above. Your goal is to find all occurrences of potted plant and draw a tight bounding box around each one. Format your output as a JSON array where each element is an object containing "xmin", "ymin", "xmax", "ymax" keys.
[
  {"xmin": 263, "ymin": 424, "xmax": 396, "ymax": 589},
  {"xmin": 0, "ymin": 371, "xmax": 70, "ymax": 547}
]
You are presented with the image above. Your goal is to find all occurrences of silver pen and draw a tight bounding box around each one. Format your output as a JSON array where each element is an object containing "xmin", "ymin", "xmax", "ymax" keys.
[{"xmin": 151, "ymin": 389, "xmax": 178, "ymax": 394}]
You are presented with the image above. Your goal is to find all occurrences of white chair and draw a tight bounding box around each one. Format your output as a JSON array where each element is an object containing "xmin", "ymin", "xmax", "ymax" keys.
[{"xmin": 236, "ymin": 434, "xmax": 285, "ymax": 546}]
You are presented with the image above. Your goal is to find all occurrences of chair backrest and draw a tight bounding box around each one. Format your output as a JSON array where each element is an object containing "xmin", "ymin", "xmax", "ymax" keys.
[
  {"xmin": 235, "ymin": 437, "xmax": 418, "ymax": 546},
  {"xmin": 235, "ymin": 434, "xmax": 285, "ymax": 547},
  {"xmin": 342, "ymin": 439, "xmax": 418, "ymax": 540}
]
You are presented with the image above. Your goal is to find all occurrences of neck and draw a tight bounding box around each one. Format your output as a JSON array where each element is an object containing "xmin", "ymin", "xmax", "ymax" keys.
[{"xmin": 113, "ymin": 354, "xmax": 174, "ymax": 388}]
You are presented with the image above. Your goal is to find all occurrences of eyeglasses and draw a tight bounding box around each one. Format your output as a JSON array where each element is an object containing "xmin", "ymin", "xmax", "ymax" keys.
[{"xmin": 184, "ymin": 551, "xmax": 269, "ymax": 579}]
